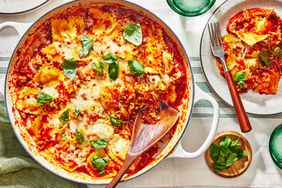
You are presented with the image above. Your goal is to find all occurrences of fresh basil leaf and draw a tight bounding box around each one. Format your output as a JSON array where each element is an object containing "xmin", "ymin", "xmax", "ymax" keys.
[
  {"xmin": 92, "ymin": 62, "xmax": 104, "ymax": 72},
  {"xmin": 212, "ymin": 162, "xmax": 227, "ymax": 172},
  {"xmin": 230, "ymin": 137, "xmax": 240, "ymax": 148},
  {"xmin": 37, "ymin": 92, "xmax": 52, "ymax": 107},
  {"xmin": 59, "ymin": 109, "xmax": 69, "ymax": 125},
  {"xmin": 122, "ymin": 23, "xmax": 142, "ymax": 46},
  {"xmin": 128, "ymin": 60, "xmax": 144, "ymax": 76},
  {"xmin": 104, "ymin": 52, "xmax": 117, "ymax": 61},
  {"xmin": 225, "ymin": 149, "xmax": 233, "ymax": 158},
  {"xmin": 76, "ymin": 130, "xmax": 85, "ymax": 143},
  {"xmin": 95, "ymin": 52, "xmax": 118, "ymax": 73},
  {"xmin": 234, "ymin": 72, "xmax": 247, "ymax": 82},
  {"xmin": 110, "ymin": 116, "xmax": 123, "ymax": 126},
  {"xmin": 216, "ymin": 151, "xmax": 226, "ymax": 165},
  {"xmin": 62, "ymin": 58, "xmax": 77, "ymax": 80},
  {"xmin": 226, "ymin": 153, "xmax": 238, "ymax": 167},
  {"xmin": 259, "ymin": 50, "xmax": 272, "ymax": 66},
  {"xmin": 92, "ymin": 155, "xmax": 110, "ymax": 172},
  {"xmin": 75, "ymin": 108, "xmax": 80, "ymax": 118},
  {"xmin": 219, "ymin": 136, "xmax": 232, "ymax": 148},
  {"xmin": 100, "ymin": 52, "xmax": 117, "ymax": 64},
  {"xmin": 237, "ymin": 150, "xmax": 247, "ymax": 158},
  {"xmin": 90, "ymin": 138, "xmax": 108, "ymax": 149},
  {"xmin": 108, "ymin": 62, "xmax": 119, "ymax": 81},
  {"xmin": 80, "ymin": 34, "xmax": 93, "ymax": 57},
  {"xmin": 234, "ymin": 71, "xmax": 247, "ymax": 88},
  {"xmin": 210, "ymin": 144, "xmax": 220, "ymax": 161}
]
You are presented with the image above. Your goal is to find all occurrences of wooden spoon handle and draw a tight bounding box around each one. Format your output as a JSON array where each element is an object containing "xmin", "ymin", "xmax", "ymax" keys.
[
  {"xmin": 224, "ymin": 71, "xmax": 252, "ymax": 133},
  {"xmin": 105, "ymin": 155, "xmax": 135, "ymax": 188}
]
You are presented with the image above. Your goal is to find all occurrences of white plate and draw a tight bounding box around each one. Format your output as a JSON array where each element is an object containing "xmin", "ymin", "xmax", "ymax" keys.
[
  {"xmin": 0, "ymin": 0, "xmax": 49, "ymax": 14},
  {"xmin": 200, "ymin": 0, "xmax": 282, "ymax": 115}
]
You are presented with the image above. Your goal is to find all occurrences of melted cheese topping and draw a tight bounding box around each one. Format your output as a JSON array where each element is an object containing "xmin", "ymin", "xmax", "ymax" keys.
[
  {"xmin": 10, "ymin": 5, "xmax": 188, "ymax": 179},
  {"xmin": 85, "ymin": 121, "xmax": 114, "ymax": 139}
]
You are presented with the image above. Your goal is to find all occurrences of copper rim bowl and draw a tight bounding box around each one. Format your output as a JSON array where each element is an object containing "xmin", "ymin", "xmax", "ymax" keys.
[{"xmin": 2, "ymin": 0, "xmax": 219, "ymax": 185}]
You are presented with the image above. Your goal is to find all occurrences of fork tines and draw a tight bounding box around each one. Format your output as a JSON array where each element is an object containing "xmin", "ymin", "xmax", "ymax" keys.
[{"xmin": 208, "ymin": 22, "xmax": 222, "ymax": 47}]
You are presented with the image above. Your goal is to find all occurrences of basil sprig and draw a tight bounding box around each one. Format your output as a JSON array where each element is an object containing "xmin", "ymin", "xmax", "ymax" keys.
[
  {"xmin": 62, "ymin": 58, "xmax": 77, "ymax": 80},
  {"xmin": 122, "ymin": 23, "xmax": 142, "ymax": 46},
  {"xmin": 128, "ymin": 60, "xmax": 144, "ymax": 76},
  {"xmin": 110, "ymin": 116, "xmax": 123, "ymax": 127},
  {"xmin": 80, "ymin": 34, "xmax": 93, "ymax": 57},
  {"xmin": 210, "ymin": 136, "xmax": 247, "ymax": 172},
  {"xmin": 75, "ymin": 130, "xmax": 85, "ymax": 143},
  {"xmin": 234, "ymin": 71, "xmax": 247, "ymax": 88},
  {"xmin": 90, "ymin": 138, "xmax": 108, "ymax": 149},
  {"xmin": 59, "ymin": 109, "xmax": 69, "ymax": 125},
  {"xmin": 92, "ymin": 155, "xmax": 110, "ymax": 175},
  {"xmin": 37, "ymin": 92, "xmax": 52, "ymax": 107}
]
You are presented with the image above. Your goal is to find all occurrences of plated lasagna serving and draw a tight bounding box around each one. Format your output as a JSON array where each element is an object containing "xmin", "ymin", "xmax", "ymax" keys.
[
  {"xmin": 9, "ymin": 4, "xmax": 188, "ymax": 178},
  {"xmin": 217, "ymin": 8, "xmax": 282, "ymax": 94}
]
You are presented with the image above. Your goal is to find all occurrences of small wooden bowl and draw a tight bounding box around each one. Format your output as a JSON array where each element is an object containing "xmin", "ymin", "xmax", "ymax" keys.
[{"xmin": 205, "ymin": 131, "xmax": 252, "ymax": 177}]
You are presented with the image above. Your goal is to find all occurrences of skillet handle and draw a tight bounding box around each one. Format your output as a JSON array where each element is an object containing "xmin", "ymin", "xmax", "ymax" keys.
[
  {"xmin": 0, "ymin": 22, "xmax": 32, "ymax": 101},
  {"xmin": 0, "ymin": 22, "xmax": 32, "ymax": 38},
  {"xmin": 169, "ymin": 85, "xmax": 219, "ymax": 158}
]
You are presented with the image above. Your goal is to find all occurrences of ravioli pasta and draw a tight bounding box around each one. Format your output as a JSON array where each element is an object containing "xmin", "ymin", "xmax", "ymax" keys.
[
  {"xmin": 218, "ymin": 8, "xmax": 282, "ymax": 94},
  {"xmin": 9, "ymin": 4, "xmax": 188, "ymax": 179}
]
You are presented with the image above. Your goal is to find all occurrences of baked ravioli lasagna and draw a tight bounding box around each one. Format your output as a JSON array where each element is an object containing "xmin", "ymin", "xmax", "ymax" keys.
[
  {"xmin": 8, "ymin": 4, "xmax": 189, "ymax": 179},
  {"xmin": 218, "ymin": 8, "xmax": 282, "ymax": 94}
]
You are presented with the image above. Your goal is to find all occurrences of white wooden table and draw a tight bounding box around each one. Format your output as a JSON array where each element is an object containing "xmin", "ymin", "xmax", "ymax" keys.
[{"xmin": 0, "ymin": 0, "xmax": 281, "ymax": 187}]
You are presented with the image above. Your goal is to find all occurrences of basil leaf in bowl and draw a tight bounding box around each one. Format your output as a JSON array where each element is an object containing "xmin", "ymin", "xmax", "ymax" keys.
[{"xmin": 210, "ymin": 135, "xmax": 247, "ymax": 172}]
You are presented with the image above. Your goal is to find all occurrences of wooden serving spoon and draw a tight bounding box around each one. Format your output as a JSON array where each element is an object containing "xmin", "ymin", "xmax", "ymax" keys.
[{"xmin": 105, "ymin": 105, "xmax": 179, "ymax": 188}]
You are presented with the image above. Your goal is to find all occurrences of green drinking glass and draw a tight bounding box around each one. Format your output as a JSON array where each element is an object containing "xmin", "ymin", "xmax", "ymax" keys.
[
  {"xmin": 167, "ymin": 0, "xmax": 216, "ymax": 17},
  {"xmin": 269, "ymin": 124, "xmax": 282, "ymax": 169}
]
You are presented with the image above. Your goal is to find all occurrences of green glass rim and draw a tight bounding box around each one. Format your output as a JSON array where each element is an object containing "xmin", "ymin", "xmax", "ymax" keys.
[
  {"xmin": 269, "ymin": 124, "xmax": 282, "ymax": 169},
  {"xmin": 166, "ymin": 0, "xmax": 216, "ymax": 17}
]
